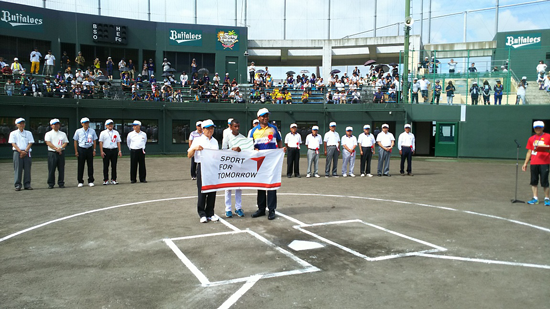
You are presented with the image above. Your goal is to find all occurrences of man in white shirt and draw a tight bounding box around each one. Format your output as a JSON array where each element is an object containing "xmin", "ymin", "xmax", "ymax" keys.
[
  {"xmin": 44, "ymin": 118, "xmax": 69, "ymax": 189},
  {"xmin": 30, "ymin": 47, "xmax": 42, "ymax": 74},
  {"xmin": 411, "ymin": 78, "xmax": 420, "ymax": 104},
  {"xmin": 99, "ymin": 119, "xmax": 122, "ymax": 185},
  {"xmin": 393, "ymin": 76, "xmax": 402, "ymax": 103},
  {"xmin": 127, "ymin": 120, "xmax": 147, "ymax": 183},
  {"xmin": 189, "ymin": 121, "xmax": 203, "ymax": 180},
  {"xmin": 448, "ymin": 59, "xmax": 457, "ymax": 73},
  {"xmin": 419, "ymin": 76, "xmax": 431, "ymax": 103},
  {"xmin": 376, "ymin": 123, "xmax": 395, "ymax": 177},
  {"xmin": 305, "ymin": 125, "xmax": 322, "ymax": 178},
  {"xmin": 222, "ymin": 119, "xmax": 252, "ymax": 218},
  {"xmin": 324, "ymin": 122, "xmax": 340, "ymax": 177},
  {"xmin": 398, "ymin": 124, "xmax": 416, "ymax": 176},
  {"xmin": 73, "ymin": 117, "xmax": 97, "ymax": 187},
  {"xmin": 285, "ymin": 123, "xmax": 302, "ymax": 178},
  {"xmin": 248, "ymin": 62, "xmax": 256, "ymax": 83},
  {"xmin": 9, "ymin": 118, "xmax": 35, "ymax": 191},
  {"xmin": 358, "ymin": 124, "xmax": 376, "ymax": 177},
  {"xmin": 223, "ymin": 118, "xmax": 233, "ymax": 144},
  {"xmin": 44, "ymin": 50, "xmax": 56, "ymax": 76},
  {"xmin": 188, "ymin": 119, "xmax": 220, "ymax": 223},
  {"xmin": 341, "ymin": 127, "xmax": 357, "ymax": 177}
]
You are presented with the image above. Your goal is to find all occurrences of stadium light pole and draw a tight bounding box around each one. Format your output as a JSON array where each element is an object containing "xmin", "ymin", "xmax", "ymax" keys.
[{"xmin": 403, "ymin": 0, "xmax": 411, "ymax": 104}]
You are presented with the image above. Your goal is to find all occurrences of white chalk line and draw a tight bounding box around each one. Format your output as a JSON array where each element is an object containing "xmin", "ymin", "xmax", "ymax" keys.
[
  {"xmin": 163, "ymin": 238, "xmax": 210, "ymax": 286},
  {"xmin": 217, "ymin": 275, "xmax": 262, "ymax": 309},
  {"xmin": 415, "ymin": 253, "xmax": 550, "ymax": 270}
]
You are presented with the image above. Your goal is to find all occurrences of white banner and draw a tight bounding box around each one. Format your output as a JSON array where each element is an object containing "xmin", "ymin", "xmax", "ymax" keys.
[{"xmin": 200, "ymin": 148, "xmax": 284, "ymax": 193}]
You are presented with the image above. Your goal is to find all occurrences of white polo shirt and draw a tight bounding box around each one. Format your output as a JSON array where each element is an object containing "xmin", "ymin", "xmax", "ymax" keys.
[
  {"xmin": 9, "ymin": 129, "xmax": 34, "ymax": 152},
  {"xmin": 44, "ymin": 54, "xmax": 55, "ymax": 65},
  {"xmin": 285, "ymin": 132, "xmax": 302, "ymax": 149},
  {"xmin": 324, "ymin": 130, "xmax": 340, "ymax": 146},
  {"xmin": 127, "ymin": 130, "xmax": 147, "ymax": 150},
  {"xmin": 376, "ymin": 131, "xmax": 395, "ymax": 147},
  {"xmin": 99, "ymin": 129, "xmax": 122, "ymax": 149},
  {"xmin": 358, "ymin": 132, "xmax": 376, "ymax": 147},
  {"xmin": 341, "ymin": 135, "xmax": 357, "ymax": 153},
  {"xmin": 44, "ymin": 129, "xmax": 68, "ymax": 152},
  {"xmin": 188, "ymin": 135, "xmax": 219, "ymax": 163},
  {"xmin": 305, "ymin": 133, "xmax": 322, "ymax": 150},
  {"xmin": 398, "ymin": 131, "xmax": 416, "ymax": 151},
  {"xmin": 419, "ymin": 79, "xmax": 430, "ymax": 90}
]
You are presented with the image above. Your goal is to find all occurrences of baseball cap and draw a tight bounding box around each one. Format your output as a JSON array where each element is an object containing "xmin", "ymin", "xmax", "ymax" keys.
[
  {"xmin": 15, "ymin": 117, "xmax": 25, "ymax": 124},
  {"xmin": 329, "ymin": 122, "xmax": 336, "ymax": 127},
  {"xmin": 202, "ymin": 119, "xmax": 216, "ymax": 128},
  {"xmin": 312, "ymin": 126, "xmax": 319, "ymax": 131},
  {"xmin": 227, "ymin": 118, "xmax": 233, "ymax": 124},
  {"xmin": 50, "ymin": 118, "xmax": 60, "ymax": 125},
  {"xmin": 533, "ymin": 121, "xmax": 545, "ymax": 128},
  {"xmin": 382, "ymin": 124, "xmax": 389, "ymax": 128},
  {"xmin": 346, "ymin": 126, "xmax": 353, "ymax": 131},
  {"xmin": 14, "ymin": 57, "xmax": 18, "ymax": 61},
  {"xmin": 290, "ymin": 123, "xmax": 297, "ymax": 128},
  {"xmin": 80, "ymin": 117, "xmax": 90, "ymax": 123},
  {"xmin": 253, "ymin": 119, "xmax": 259, "ymax": 124},
  {"xmin": 404, "ymin": 124, "xmax": 411, "ymax": 128},
  {"xmin": 132, "ymin": 120, "xmax": 142, "ymax": 126},
  {"xmin": 257, "ymin": 108, "xmax": 270, "ymax": 117},
  {"xmin": 196, "ymin": 121, "xmax": 202, "ymax": 126},
  {"xmin": 363, "ymin": 125, "xmax": 371, "ymax": 130},
  {"xmin": 522, "ymin": 76, "xmax": 527, "ymax": 80},
  {"xmin": 473, "ymin": 81, "xmax": 477, "ymax": 84},
  {"xmin": 105, "ymin": 119, "xmax": 114, "ymax": 126}
]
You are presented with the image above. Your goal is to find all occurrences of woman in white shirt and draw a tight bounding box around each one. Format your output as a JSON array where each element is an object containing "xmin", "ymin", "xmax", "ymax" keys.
[{"xmin": 188, "ymin": 119, "xmax": 220, "ymax": 223}]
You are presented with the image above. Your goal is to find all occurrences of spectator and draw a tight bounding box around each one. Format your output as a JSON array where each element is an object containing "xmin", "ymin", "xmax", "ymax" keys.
[
  {"xmin": 536, "ymin": 60, "xmax": 547, "ymax": 78},
  {"xmin": 118, "ymin": 58, "xmax": 126, "ymax": 79},
  {"xmin": 106, "ymin": 57, "xmax": 114, "ymax": 80},
  {"xmin": 162, "ymin": 58, "xmax": 171, "ymax": 72},
  {"xmin": 373, "ymin": 88, "xmax": 384, "ymax": 103},
  {"xmin": 11, "ymin": 58, "xmax": 23, "ymax": 75},
  {"xmin": 468, "ymin": 63, "xmax": 477, "ymax": 73},
  {"xmin": 351, "ymin": 90, "xmax": 361, "ymax": 104},
  {"xmin": 446, "ymin": 81, "xmax": 456, "ymax": 105},
  {"xmin": 21, "ymin": 80, "xmax": 31, "ymax": 96},
  {"xmin": 147, "ymin": 59, "xmax": 155, "ymax": 77},
  {"xmin": 326, "ymin": 89, "xmax": 334, "ymax": 104},
  {"xmin": 4, "ymin": 79, "xmax": 14, "ymax": 96},
  {"xmin": 470, "ymin": 81, "xmax": 480, "ymax": 105},
  {"xmin": 191, "ymin": 58, "xmax": 197, "ymax": 76},
  {"xmin": 44, "ymin": 50, "xmax": 55, "ymax": 76},
  {"xmin": 433, "ymin": 80, "xmax": 442, "ymax": 105},
  {"xmin": 75, "ymin": 51, "xmax": 85, "ymax": 69},
  {"xmin": 248, "ymin": 61, "xmax": 255, "ymax": 83},
  {"xmin": 141, "ymin": 62, "xmax": 148, "ymax": 78},
  {"xmin": 61, "ymin": 51, "xmax": 70, "ymax": 71},
  {"xmin": 482, "ymin": 80, "xmax": 491, "ymax": 105},
  {"xmin": 30, "ymin": 47, "xmax": 42, "ymax": 74},
  {"xmin": 419, "ymin": 76, "xmax": 430, "ymax": 103},
  {"xmin": 545, "ymin": 75, "xmax": 550, "ymax": 92},
  {"xmin": 93, "ymin": 58, "xmax": 101, "ymax": 75},
  {"xmin": 393, "ymin": 76, "xmax": 401, "ymax": 103},
  {"xmin": 180, "ymin": 71, "xmax": 189, "ymax": 86},
  {"xmin": 411, "ymin": 78, "xmax": 420, "ymax": 103},
  {"xmin": 301, "ymin": 91, "xmax": 309, "ymax": 103},
  {"xmin": 516, "ymin": 81, "xmax": 526, "ymax": 105},
  {"xmin": 494, "ymin": 80, "xmax": 503, "ymax": 105}
]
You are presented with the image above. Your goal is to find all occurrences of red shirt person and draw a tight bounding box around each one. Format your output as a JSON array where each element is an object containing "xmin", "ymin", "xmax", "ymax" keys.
[{"xmin": 522, "ymin": 121, "xmax": 550, "ymax": 205}]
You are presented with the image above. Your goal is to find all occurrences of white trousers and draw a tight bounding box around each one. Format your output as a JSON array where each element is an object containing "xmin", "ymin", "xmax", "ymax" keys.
[{"xmin": 225, "ymin": 189, "xmax": 242, "ymax": 211}]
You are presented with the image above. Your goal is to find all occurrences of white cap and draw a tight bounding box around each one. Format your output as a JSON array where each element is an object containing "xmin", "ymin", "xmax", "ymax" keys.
[
  {"xmin": 132, "ymin": 120, "xmax": 141, "ymax": 126},
  {"xmin": 363, "ymin": 125, "xmax": 371, "ymax": 130},
  {"xmin": 196, "ymin": 121, "xmax": 202, "ymax": 126},
  {"xmin": 382, "ymin": 123, "xmax": 389, "ymax": 128},
  {"xmin": 50, "ymin": 118, "xmax": 60, "ymax": 125},
  {"xmin": 14, "ymin": 57, "xmax": 18, "ymax": 61},
  {"xmin": 522, "ymin": 76, "xmax": 527, "ymax": 80},
  {"xmin": 290, "ymin": 123, "xmax": 297, "ymax": 128},
  {"xmin": 329, "ymin": 122, "xmax": 336, "ymax": 127},
  {"xmin": 15, "ymin": 117, "xmax": 25, "ymax": 124},
  {"xmin": 404, "ymin": 124, "xmax": 411, "ymax": 128},
  {"xmin": 346, "ymin": 126, "xmax": 353, "ymax": 131},
  {"xmin": 533, "ymin": 121, "xmax": 545, "ymax": 128},
  {"xmin": 257, "ymin": 108, "xmax": 270, "ymax": 117},
  {"xmin": 312, "ymin": 126, "xmax": 319, "ymax": 130},
  {"xmin": 253, "ymin": 119, "xmax": 259, "ymax": 124},
  {"xmin": 215, "ymin": 73, "xmax": 219, "ymax": 75},
  {"xmin": 226, "ymin": 73, "xmax": 229, "ymax": 75},
  {"xmin": 473, "ymin": 81, "xmax": 477, "ymax": 84},
  {"xmin": 202, "ymin": 119, "xmax": 216, "ymax": 128},
  {"xmin": 104, "ymin": 119, "xmax": 114, "ymax": 126},
  {"xmin": 80, "ymin": 117, "xmax": 90, "ymax": 123},
  {"xmin": 228, "ymin": 118, "xmax": 233, "ymax": 124}
]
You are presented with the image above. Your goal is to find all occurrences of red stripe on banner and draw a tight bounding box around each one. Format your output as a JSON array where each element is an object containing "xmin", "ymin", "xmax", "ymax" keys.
[{"xmin": 201, "ymin": 182, "xmax": 282, "ymax": 191}]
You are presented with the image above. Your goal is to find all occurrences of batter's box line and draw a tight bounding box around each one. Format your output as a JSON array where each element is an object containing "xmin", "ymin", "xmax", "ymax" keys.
[
  {"xmin": 163, "ymin": 229, "xmax": 320, "ymax": 287},
  {"xmin": 293, "ymin": 219, "xmax": 448, "ymax": 262}
]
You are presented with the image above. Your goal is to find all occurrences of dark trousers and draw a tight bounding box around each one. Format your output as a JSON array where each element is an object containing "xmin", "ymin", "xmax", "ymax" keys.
[
  {"xmin": 249, "ymin": 71, "xmax": 255, "ymax": 83},
  {"xmin": 257, "ymin": 190, "xmax": 277, "ymax": 212},
  {"xmin": 411, "ymin": 92, "xmax": 419, "ymax": 103},
  {"xmin": 47, "ymin": 151, "xmax": 65, "ymax": 187},
  {"xmin": 396, "ymin": 91, "xmax": 401, "ymax": 103},
  {"xmin": 103, "ymin": 148, "xmax": 118, "ymax": 181},
  {"xmin": 483, "ymin": 95, "xmax": 490, "ymax": 105},
  {"xmin": 287, "ymin": 147, "xmax": 300, "ymax": 176},
  {"xmin": 360, "ymin": 147, "xmax": 373, "ymax": 174},
  {"xmin": 191, "ymin": 156, "xmax": 197, "ymax": 178},
  {"xmin": 434, "ymin": 94, "xmax": 440, "ymax": 104},
  {"xmin": 325, "ymin": 145, "xmax": 338, "ymax": 176},
  {"xmin": 77, "ymin": 147, "xmax": 94, "ymax": 184},
  {"xmin": 400, "ymin": 147, "xmax": 413, "ymax": 174},
  {"xmin": 13, "ymin": 151, "xmax": 32, "ymax": 189},
  {"xmin": 130, "ymin": 149, "xmax": 146, "ymax": 182},
  {"xmin": 471, "ymin": 96, "xmax": 479, "ymax": 105},
  {"xmin": 196, "ymin": 163, "xmax": 216, "ymax": 217},
  {"xmin": 494, "ymin": 95, "xmax": 502, "ymax": 105}
]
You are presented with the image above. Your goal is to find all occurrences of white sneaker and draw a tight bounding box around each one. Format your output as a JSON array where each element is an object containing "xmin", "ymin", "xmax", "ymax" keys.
[
  {"xmin": 306, "ymin": 174, "xmax": 311, "ymax": 178},
  {"xmin": 314, "ymin": 174, "xmax": 320, "ymax": 178},
  {"xmin": 210, "ymin": 214, "xmax": 220, "ymax": 222},
  {"xmin": 103, "ymin": 181, "xmax": 109, "ymax": 185},
  {"xmin": 343, "ymin": 174, "xmax": 347, "ymax": 178},
  {"xmin": 77, "ymin": 183, "xmax": 83, "ymax": 188},
  {"xmin": 361, "ymin": 174, "xmax": 365, "ymax": 177},
  {"xmin": 350, "ymin": 174, "xmax": 356, "ymax": 177},
  {"xmin": 367, "ymin": 174, "xmax": 373, "ymax": 177},
  {"xmin": 89, "ymin": 183, "xmax": 95, "ymax": 187},
  {"xmin": 199, "ymin": 217, "xmax": 208, "ymax": 223},
  {"xmin": 111, "ymin": 180, "xmax": 118, "ymax": 185}
]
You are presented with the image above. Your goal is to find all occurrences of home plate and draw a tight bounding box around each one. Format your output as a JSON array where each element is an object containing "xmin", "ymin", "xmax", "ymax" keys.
[{"xmin": 288, "ymin": 240, "xmax": 325, "ymax": 251}]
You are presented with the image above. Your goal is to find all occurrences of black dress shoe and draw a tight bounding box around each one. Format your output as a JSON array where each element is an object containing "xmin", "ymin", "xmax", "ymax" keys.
[
  {"xmin": 384, "ymin": 174, "xmax": 391, "ymax": 177},
  {"xmin": 131, "ymin": 181, "xmax": 137, "ymax": 183},
  {"xmin": 287, "ymin": 175, "xmax": 292, "ymax": 178},
  {"xmin": 296, "ymin": 175, "xmax": 301, "ymax": 178},
  {"xmin": 378, "ymin": 174, "xmax": 382, "ymax": 177},
  {"xmin": 140, "ymin": 180, "xmax": 147, "ymax": 183},
  {"xmin": 59, "ymin": 185, "xmax": 65, "ymax": 188},
  {"xmin": 268, "ymin": 210, "xmax": 276, "ymax": 220},
  {"xmin": 15, "ymin": 187, "xmax": 21, "ymax": 191},
  {"xmin": 251, "ymin": 210, "xmax": 266, "ymax": 218},
  {"xmin": 24, "ymin": 187, "xmax": 33, "ymax": 190},
  {"xmin": 48, "ymin": 186, "xmax": 54, "ymax": 189}
]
